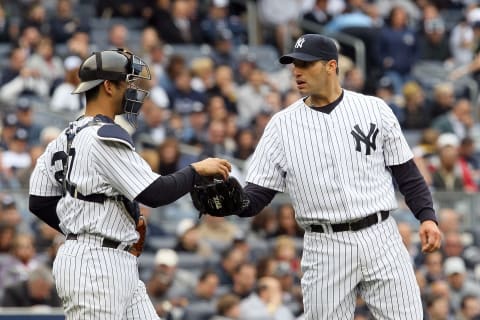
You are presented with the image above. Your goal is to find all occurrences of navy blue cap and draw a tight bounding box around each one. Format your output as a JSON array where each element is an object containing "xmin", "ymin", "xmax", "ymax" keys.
[{"xmin": 279, "ymin": 34, "xmax": 338, "ymax": 64}]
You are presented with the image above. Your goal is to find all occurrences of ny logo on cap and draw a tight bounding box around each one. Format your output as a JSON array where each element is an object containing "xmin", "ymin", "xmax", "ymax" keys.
[{"xmin": 295, "ymin": 37, "xmax": 306, "ymax": 49}]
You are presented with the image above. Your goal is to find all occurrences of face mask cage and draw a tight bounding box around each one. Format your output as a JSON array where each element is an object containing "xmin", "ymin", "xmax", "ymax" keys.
[{"xmin": 122, "ymin": 53, "xmax": 151, "ymax": 127}]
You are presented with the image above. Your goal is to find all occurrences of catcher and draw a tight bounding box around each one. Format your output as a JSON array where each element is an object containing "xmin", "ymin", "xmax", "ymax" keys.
[{"xmin": 29, "ymin": 49, "xmax": 231, "ymax": 320}]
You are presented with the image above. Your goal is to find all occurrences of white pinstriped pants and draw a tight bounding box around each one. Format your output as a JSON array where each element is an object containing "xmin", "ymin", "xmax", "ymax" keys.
[
  {"xmin": 301, "ymin": 217, "xmax": 422, "ymax": 320},
  {"xmin": 52, "ymin": 237, "xmax": 159, "ymax": 320}
]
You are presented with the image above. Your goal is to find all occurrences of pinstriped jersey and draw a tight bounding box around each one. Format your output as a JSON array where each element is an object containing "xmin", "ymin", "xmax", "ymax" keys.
[
  {"xmin": 246, "ymin": 89, "xmax": 413, "ymax": 228},
  {"xmin": 29, "ymin": 116, "xmax": 159, "ymax": 243}
]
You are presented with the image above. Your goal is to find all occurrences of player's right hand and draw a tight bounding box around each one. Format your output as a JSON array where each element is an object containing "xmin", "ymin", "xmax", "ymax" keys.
[{"xmin": 191, "ymin": 158, "xmax": 232, "ymax": 180}]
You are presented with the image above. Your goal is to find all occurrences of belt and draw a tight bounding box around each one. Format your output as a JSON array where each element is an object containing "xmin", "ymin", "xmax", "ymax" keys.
[
  {"xmin": 310, "ymin": 211, "xmax": 389, "ymax": 233},
  {"xmin": 66, "ymin": 234, "xmax": 131, "ymax": 251}
]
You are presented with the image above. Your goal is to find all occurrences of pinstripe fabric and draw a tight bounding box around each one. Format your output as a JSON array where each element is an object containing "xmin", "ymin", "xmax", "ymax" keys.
[
  {"xmin": 246, "ymin": 90, "xmax": 412, "ymax": 227},
  {"xmin": 53, "ymin": 238, "xmax": 158, "ymax": 320},
  {"xmin": 246, "ymin": 89, "xmax": 421, "ymax": 319},
  {"xmin": 301, "ymin": 218, "xmax": 422, "ymax": 319},
  {"xmin": 30, "ymin": 117, "xmax": 160, "ymax": 242},
  {"xmin": 30, "ymin": 116, "xmax": 161, "ymax": 320}
]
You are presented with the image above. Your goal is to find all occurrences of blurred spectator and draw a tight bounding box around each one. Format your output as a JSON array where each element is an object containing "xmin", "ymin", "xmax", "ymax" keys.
[
  {"xmin": 375, "ymin": 76, "xmax": 404, "ymax": 123},
  {"xmin": 273, "ymin": 261, "xmax": 302, "ymax": 316},
  {"xmin": 105, "ymin": 23, "xmax": 129, "ymax": 51},
  {"xmin": 0, "ymin": 223, "xmax": 15, "ymax": 254},
  {"xmin": 50, "ymin": 0, "xmax": 89, "ymax": 44},
  {"xmin": 197, "ymin": 215, "xmax": 239, "ymax": 249},
  {"xmin": 302, "ymin": 0, "xmax": 331, "ymax": 29},
  {"xmin": 0, "ymin": 51, "xmax": 49, "ymax": 104},
  {"xmin": 425, "ymin": 294, "xmax": 452, "ymax": 320},
  {"xmin": 210, "ymin": 29, "xmax": 237, "ymax": 70},
  {"xmin": 342, "ymin": 66, "xmax": 366, "ymax": 93},
  {"xmin": 213, "ymin": 247, "xmax": 245, "ymax": 286},
  {"xmin": 21, "ymin": 3, "xmax": 49, "ymax": 36},
  {"xmin": 151, "ymin": 0, "xmax": 204, "ymax": 44},
  {"xmin": 432, "ymin": 98, "xmax": 474, "ymax": 141},
  {"xmin": 157, "ymin": 138, "xmax": 182, "ymax": 175},
  {"xmin": 16, "ymin": 25, "xmax": 41, "ymax": 55},
  {"xmin": 199, "ymin": 119, "xmax": 231, "ymax": 159},
  {"xmin": 444, "ymin": 256, "xmax": 480, "ymax": 312},
  {"xmin": 1, "ymin": 264, "xmax": 61, "ymax": 307},
  {"xmin": 174, "ymin": 218, "xmax": 213, "ymax": 257},
  {"xmin": 378, "ymin": 5, "xmax": 419, "ymax": 95},
  {"xmin": 231, "ymin": 262, "xmax": 257, "ymax": 299},
  {"xmin": 459, "ymin": 137, "xmax": 480, "ymax": 185},
  {"xmin": 147, "ymin": 248, "xmax": 196, "ymax": 316},
  {"xmin": 96, "ymin": 0, "xmax": 144, "ymax": 18},
  {"xmin": 15, "ymin": 96, "xmax": 42, "ymax": 146},
  {"xmin": 0, "ymin": 127, "xmax": 31, "ymax": 186},
  {"xmin": 182, "ymin": 270, "xmax": 220, "ymax": 320},
  {"xmin": 66, "ymin": 30, "xmax": 92, "ymax": 59},
  {"xmin": 273, "ymin": 203, "xmax": 304, "ymax": 238},
  {"xmin": 272, "ymin": 236, "xmax": 300, "ymax": 274},
  {"xmin": 50, "ymin": 55, "xmax": 84, "ymax": 112},
  {"xmin": 210, "ymin": 293, "xmax": 241, "ymax": 320},
  {"xmin": 191, "ymin": 57, "xmax": 216, "ymax": 93},
  {"xmin": 0, "ymin": 4, "xmax": 18, "ymax": 43},
  {"xmin": 168, "ymin": 67, "xmax": 206, "ymax": 116},
  {"xmin": 0, "ymin": 233, "xmax": 40, "ymax": 293},
  {"xmin": 249, "ymin": 207, "xmax": 278, "ymax": 239},
  {"xmin": 0, "ymin": 195, "xmax": 22, "ymax": 229},
  {"xmin": 431, "ymin": 144, "xmax": 466, "ymax": 192},
  {"xmin": 418, "ymin": 18, "xmax": 452, "ymax": 62},
  {"xmin": 33, "ymin": 221, "xmax": 61, "ymax": 254},
  {"xmin": 200, "ymin": 0, "xmax": 247, "ymax": 47},
  {"xmin": 458, "ymin": 295, "xmax": 480, "ymax": 320},
  {"xmin": 133, "ymin": 76, "xmax": 170, "ymax": 149},
  {"xmin": 233, "ymin": 128, "xmax": 255, "ymax": 160},
  {"xmin": 449, "ymin": 18, "xmax": 475, "ymax": 67},
  {"xmin": 0, "ymin": 113, "xmax": 19, "ymax": 151},
  {"xmin": 238, "ymin": 276, "xmax": 295, "ymax": 320},
  {"xmin": 257, "ymin": 0, "xmax": 302, "ymax": 53},
  {"xmin": 397, "ymin": 221, "xmax": 420, "ymax": 264},
  {"xmin": 236, "ymin": 68, "xmax": 271, "ymax": 127},
  {"xmin": 139, "ymin": 26, "xmax": 162, "ymax": 60},
  {"xmin": 421, "ymin": 251, "xmax": 445, "ymax": 284},
  {"xmin": 207, "ymin": 65, "xmax": 238, "ymax": 114},
  {"xmin": 182, "ymin": 102, "xmax": 208, "ymax": 146},
  {"xmin": 428, "ymin": 82, "xmax": 456, "ymax": 121}
]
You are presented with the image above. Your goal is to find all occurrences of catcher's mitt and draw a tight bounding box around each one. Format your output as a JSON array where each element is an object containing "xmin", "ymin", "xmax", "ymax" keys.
[
  {"xmin": 128, "ymin": 215, "xmax": 146, "ymax": 257},
  {"xmin": 190, "ymin": 176, "xmax": 250, "ymax": 217}
]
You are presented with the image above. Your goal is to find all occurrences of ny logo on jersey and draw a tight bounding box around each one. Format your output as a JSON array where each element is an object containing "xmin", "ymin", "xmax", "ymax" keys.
[
  {"xmin": 351, "ymin": 123, "xmax": 379, "ymax": 155},
  {"xmin": 295, "ymin": 37, "xmax": 306, "ymax": 48}
]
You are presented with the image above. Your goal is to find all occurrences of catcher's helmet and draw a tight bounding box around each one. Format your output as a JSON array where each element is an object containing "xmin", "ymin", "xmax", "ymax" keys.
[{"xmin": 72, "ymin": 48, "xmax": 151, "ymax": 126}]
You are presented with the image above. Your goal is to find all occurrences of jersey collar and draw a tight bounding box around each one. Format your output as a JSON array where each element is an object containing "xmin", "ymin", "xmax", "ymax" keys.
[{"xmin": 304, "ymin": 89, "xmax": 344, "ymax": 114}]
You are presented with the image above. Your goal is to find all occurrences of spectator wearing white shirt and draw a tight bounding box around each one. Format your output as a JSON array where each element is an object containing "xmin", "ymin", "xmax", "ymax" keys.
[{"xmin": 50, "ymin": 55, "xmax": 84, "ymax": 112}]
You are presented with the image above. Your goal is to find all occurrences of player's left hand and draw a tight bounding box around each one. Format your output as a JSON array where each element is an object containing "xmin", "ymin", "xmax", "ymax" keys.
[
  {"xmin": 128, "ymin": 215, "xmax": 146, "ymax": 257},
  {"xmin": 419, "ymin": 220, "xmax": 442, "ymax": 253}
]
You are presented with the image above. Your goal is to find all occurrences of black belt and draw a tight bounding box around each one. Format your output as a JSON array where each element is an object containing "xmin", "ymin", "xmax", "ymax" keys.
[
  {"xmin": 66, "ymin": 234, "xmax": 130, "ymax": 251},
  {"xmin": 310, "ymin": 211, "xmax": 389, "ymax": 233}
]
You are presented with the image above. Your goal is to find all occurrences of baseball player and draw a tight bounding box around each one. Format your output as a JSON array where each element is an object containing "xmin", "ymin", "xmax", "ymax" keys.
[
  {"xmin": 191, "ymin": 34, "xmax": 442, "ymax": 319},
  {"xmin": 28, "ymin": 49, "xmax": 231, "ymax": 320}
]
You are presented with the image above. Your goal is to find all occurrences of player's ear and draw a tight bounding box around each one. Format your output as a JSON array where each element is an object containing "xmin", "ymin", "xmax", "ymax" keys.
[{"xmin": 103, "ymin": 80, "xmax": 115, "ymax": 96}]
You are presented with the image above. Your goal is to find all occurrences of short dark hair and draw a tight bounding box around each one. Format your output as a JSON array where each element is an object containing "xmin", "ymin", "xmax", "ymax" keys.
[{"xmin": 84, "ymin": 80, "xmax": 121, "ymax": 102}]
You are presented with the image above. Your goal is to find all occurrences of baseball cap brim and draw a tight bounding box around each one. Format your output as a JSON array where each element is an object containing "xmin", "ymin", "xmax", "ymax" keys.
[
  {"xmin": 279, "ymin": 52, "xmax": 320, "ymax": 64},
  {"xmin": 72, "ymin": 79, "xmax": 104, "ymax": 94}
]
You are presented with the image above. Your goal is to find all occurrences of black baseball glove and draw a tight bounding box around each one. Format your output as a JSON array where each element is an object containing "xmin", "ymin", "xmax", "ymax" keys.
[{"xmin": 190, "ymin": 176, "xmax": 250, "ymax": 217}]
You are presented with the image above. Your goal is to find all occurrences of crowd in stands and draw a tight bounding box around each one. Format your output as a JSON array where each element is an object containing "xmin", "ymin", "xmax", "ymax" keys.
[{"xmin": 1, "ymin": 0, "xmax": 480, "ymax": 319}]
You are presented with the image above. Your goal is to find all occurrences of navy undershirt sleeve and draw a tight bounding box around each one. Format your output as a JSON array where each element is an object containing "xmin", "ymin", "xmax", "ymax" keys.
[
  {"xmin": 28, "ymin": 195, "xmax": 63, "ymax": 233},
  {"xmin": 389, "ymin": 159, "xmax": 437, "ymax": 223},
  {"xmin": 237, "ymin": 183, "xmax": 277, "ymax": 217},
  {"xmin": 135, "ymin": 166, "xmax": 196, "ymax": 207}
]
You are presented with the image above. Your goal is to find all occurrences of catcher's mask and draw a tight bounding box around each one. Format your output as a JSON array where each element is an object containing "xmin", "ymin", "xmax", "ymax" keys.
[
  {"xmin": 72, "ymin": 48, "xmax": 151, "ymax": 126},
  {"xmin": 191, "ymin": 176, "xmax": 250, "ymax": 217}
]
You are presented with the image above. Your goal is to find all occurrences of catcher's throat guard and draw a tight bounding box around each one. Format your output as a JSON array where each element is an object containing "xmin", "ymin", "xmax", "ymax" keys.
[{"xmin": 191, "ymin": 176, "xmax": 250, "ymax": 217}]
